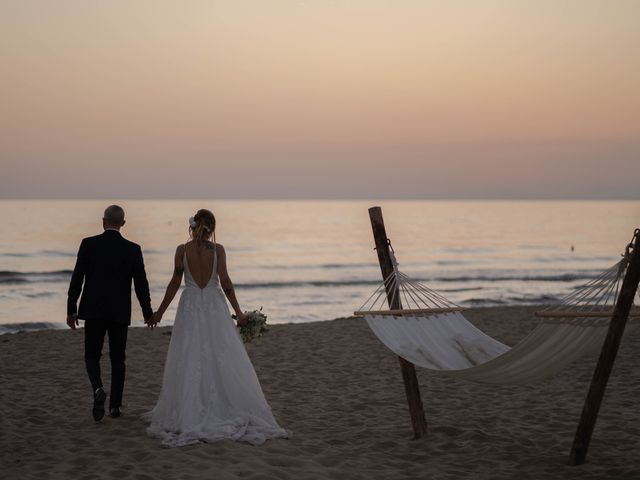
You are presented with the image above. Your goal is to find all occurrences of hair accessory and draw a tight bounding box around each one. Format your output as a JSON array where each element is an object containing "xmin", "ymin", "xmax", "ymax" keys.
[{"xmin": 189, "ymin": 216, "xmax": 197, "ymax": 228}]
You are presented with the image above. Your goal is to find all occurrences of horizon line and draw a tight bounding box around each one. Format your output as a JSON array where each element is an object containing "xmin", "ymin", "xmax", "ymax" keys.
[{"xmin": 1, "ymin": 197, "xmax": 639, "ymax": 202}]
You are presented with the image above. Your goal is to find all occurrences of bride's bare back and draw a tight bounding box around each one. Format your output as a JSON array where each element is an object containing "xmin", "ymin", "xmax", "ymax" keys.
[{"xmin": 183, "ymin": 241, "xmax": 216, "ymax": 289}]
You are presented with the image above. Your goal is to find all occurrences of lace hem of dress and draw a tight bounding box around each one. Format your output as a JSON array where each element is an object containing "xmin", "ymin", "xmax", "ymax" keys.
[{"xmin": 142, "ymin": 412, "xmax": 289, "ymax": 448}]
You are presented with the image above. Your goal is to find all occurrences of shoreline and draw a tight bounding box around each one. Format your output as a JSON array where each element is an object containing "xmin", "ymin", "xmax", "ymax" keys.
[
  {"xmin": 0, "ymin": 304, "xmax": 553, "ymax": 335},
  {"xmin": 2, "ymin": 306, "xmax": 639, "ymax": 479}
]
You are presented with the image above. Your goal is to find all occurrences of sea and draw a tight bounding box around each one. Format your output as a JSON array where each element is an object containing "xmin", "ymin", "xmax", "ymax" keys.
[{"xmin": 0, "ymin": 200, "xmax": 638, "ymax": 334}]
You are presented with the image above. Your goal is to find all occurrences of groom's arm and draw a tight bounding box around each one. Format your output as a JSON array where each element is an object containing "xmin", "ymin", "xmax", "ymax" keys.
[
  {"xmin": 133, "ymin": 245, "xmax": 153, "ymax": 320},
  {"xmin": 67, "ymin": 239, "xmax": 88, "ymax": 317}
]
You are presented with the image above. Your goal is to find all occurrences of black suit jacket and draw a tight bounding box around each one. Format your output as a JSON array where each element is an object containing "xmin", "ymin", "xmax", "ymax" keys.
[{"xmin": 67, "ymin": 230, "xmax": 153, "ymax": 325}]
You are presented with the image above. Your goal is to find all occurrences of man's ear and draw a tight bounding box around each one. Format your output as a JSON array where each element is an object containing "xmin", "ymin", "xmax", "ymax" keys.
[{"xmin": 121, "ymin": 220, "xmax": 126, "ymax": 227}]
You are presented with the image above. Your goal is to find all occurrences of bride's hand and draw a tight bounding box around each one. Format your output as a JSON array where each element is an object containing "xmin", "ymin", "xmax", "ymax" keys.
[{"xmin": 235, "ymin": 312, "xmax": 248, "ymax": 326}]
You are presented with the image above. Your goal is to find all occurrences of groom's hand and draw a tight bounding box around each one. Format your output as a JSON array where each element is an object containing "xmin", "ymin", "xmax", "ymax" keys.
[{"xmin": 66, "ymin": 314, "xmax": 78, "ymax": 330}]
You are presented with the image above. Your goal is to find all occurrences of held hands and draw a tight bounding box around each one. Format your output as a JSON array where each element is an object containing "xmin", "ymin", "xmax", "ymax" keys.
[
  {"xmin": 66, "ymin": 314, "xmax": 79, "ymax": 330},
  {"xmin": 144, "ymin": 313, "xmax": 156, "ymax": 328},
  {"xmin": 145, "ymin": 311, "xmax": 163, "ymax": 329}
]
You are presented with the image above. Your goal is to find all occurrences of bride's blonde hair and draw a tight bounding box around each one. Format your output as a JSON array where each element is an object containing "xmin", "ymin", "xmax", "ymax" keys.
[{"xmin": 189, "ymin": 209, "xmax": 216, "ymax": 245}]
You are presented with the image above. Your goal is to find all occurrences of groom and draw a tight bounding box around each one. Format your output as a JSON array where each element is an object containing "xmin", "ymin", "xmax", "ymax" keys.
[{"xmin": 67, "ymin": 205, "xmax": 154, "ymax": 421}]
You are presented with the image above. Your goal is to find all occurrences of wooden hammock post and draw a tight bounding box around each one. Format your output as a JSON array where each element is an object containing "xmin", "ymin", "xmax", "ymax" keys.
[
  {"xmin": 568, "ymin": 228, "xmax": 640, "ymax": 465},
  {"xmin": 368, "ymin": 206, "xmax": 427, "ymax": 439}
]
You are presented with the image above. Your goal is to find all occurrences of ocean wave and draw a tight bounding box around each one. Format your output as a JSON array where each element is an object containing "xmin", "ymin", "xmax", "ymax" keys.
[
  {"xmin": 465, "ymin": 298, "xmax": 509, "ymax": 305},
  {"xmin": 0, "ymin": 250, "xmax": 76, "ymax": 258},
  {"xmin": 142, "ymin": 248, "xmax": 175, "ymax": 255},
  {"xmin": 320, "ymin": 263, "xmax": 372, "ymax": 269},
  {"xmin": 235, "ymin": 272, "xmax": 597, "ymax": 289},
  {"xmin": 0, "ymin": 269, "xmax": 600, "ymax": 287},
  {"xmin": 24, "ymin": 291, "xmax": 57, "ymax": 298},
  {"xmin": 40, "ymin": 250, "xmax": 76, "ymax": 257},
  {"xmin": 517, "ymin": 244, "xmax": 556, "ymax": 251},
  {"xmin": 508, "ymin": 294, "xmax": 560, "ymax": 303},
  {"xmin": 235, "ymin": 279, "xmax": 383, "ymax": 289},
  {"xmin": 440, "ymin": 286, "xmax": 484, "ymax": 293},
  {"xmin": 0, "ymin": 322, "xmax": 65, "ymax": 334},
  {"xmin": 0, "ymin": 249, "xmax": 176, "ymax": 258},
  {"xmin": 530, "ymin": 255, "xmax": 615, "ymax": 263},
  {"xmin": 461, "ymin": 293, "xmax": 561, "ymax": 307},
  {"xmin": 434, "ymin": 272, "xmax": 597, "ymax": 283},
  {"xmin": 433, "ymin": 260, "xmax": 470, "ymax": 266},
  {"xmin": 0, "ymin": 270, "xmax": 72, "ymax": 284},
  {"xmin": 252, "ymin": 263, "xmax": 374, "ymax": 270},
  {"xmin": 436, "ymin": 247, "xmax": 499, "ymax": 254}
]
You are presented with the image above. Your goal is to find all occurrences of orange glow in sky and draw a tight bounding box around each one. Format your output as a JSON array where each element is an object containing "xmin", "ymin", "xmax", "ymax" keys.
[{"xmin": 1, "ymin": 1, "xmax": 638, "ymax": 199}]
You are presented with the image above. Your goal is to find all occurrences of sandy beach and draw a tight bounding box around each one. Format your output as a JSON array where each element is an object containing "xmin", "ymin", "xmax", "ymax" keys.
[{"xmin": 2, "ymin": 306, "xmax": 639, "ymax": 480}]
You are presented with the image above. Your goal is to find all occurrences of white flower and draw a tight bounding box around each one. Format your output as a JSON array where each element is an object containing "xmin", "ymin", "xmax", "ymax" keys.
[{"xmin": 189, "ymin": 216, "xmax": 197, "ymax": 228}]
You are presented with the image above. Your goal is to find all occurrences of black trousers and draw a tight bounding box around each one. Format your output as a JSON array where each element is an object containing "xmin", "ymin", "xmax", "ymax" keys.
[{"xmin": 84, "ymin": 319, "xmax": 129, "ymax": 409}]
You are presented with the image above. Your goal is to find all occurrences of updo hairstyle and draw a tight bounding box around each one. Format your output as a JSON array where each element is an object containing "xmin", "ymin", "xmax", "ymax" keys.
[{"xmin": 189, "ymin": 209, "xmax": 216, "ymax": 245}]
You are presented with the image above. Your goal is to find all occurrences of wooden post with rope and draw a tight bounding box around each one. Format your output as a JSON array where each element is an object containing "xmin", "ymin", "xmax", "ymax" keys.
[
  {"xmin": 569, "ymin": 228, "xmax": 640, "ymax": 465},
  {"xmin": 369, "ymin": 206, "xmax": 427, "ymax": 439}
]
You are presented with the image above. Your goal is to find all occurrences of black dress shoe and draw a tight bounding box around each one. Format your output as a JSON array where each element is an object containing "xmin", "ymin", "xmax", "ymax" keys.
[
  {"xmin": 109, "ymin": 407, "xmax": 121, "ymax": 418},
  {"xmin": 92, "ymin": 388, "xmax": 106, "ymax": 422}
]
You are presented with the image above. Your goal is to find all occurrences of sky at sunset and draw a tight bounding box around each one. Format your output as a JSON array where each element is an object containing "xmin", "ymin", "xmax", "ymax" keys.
[{"xmin": 1, "ymin": 1, "xmax": 638, "ymax": 199}]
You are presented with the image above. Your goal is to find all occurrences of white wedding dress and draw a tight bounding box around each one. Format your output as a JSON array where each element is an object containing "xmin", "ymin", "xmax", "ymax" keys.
[{"xmin": 143, "ymin": 247, "xmax": 288, "ymax": 447}]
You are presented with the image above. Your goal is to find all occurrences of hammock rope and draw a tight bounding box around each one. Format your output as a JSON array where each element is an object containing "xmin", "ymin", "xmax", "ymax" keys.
[{"xmin": 354, "ymin": 246, "xmax": 462, "ymax": 316}]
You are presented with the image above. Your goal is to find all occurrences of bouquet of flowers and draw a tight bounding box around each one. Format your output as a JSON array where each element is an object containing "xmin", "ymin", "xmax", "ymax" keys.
[{"xmin": 234, "ymin": 307, "xmax": 268, "ymax": 343}]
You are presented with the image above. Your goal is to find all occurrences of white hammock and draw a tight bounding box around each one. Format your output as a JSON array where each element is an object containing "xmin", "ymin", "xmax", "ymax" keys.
[{"xmin": 356, "ymin": 252, "xmax": 640, "ymax": 385}]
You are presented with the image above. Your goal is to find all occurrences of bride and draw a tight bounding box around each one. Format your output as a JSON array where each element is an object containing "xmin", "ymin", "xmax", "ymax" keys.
[{"xmin": 143, "ymin": 209, "xmax": 288, "ymax": 447}]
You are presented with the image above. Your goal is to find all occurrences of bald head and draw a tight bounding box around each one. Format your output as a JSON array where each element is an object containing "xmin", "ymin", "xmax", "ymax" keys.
[{"xmin": 103, "ymin": 205, "xmax": 125, "ymax": 229}]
